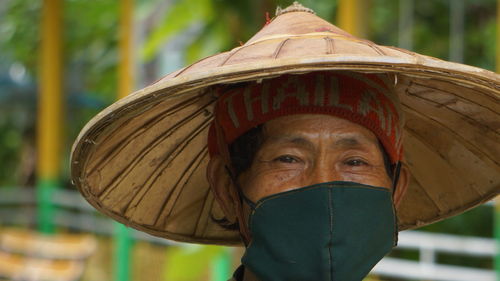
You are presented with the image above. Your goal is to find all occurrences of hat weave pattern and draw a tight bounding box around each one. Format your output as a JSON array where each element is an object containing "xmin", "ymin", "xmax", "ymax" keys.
[{"xmin": 71, "ymin": 5, "xmax": 500, "ymax": 245}]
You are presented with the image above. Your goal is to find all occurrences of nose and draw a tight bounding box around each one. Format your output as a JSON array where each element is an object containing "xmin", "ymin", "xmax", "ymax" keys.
[{"xmin": 307, "ymin": 156, "xmax": 340, "ymax": 186}]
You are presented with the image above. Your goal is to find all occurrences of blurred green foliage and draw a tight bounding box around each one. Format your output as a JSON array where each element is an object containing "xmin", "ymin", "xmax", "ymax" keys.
[
  {"xmin": 422, "ymin": 205, "xmax": 493, "ymax": 237},
  {"xmin": 142, "ymin": 0, "xmax": 339, "ymax": 64},
  {"xmin": 63, "ymin": 0, "xmax": 119, "ymax": 99},
  {"xmin": 0, "ymin": 0, "xmax": 120, "ymax": 186},
  {"xmin": 163, "ymin": 245, "xmax": 227, "ymax": 280},
  {"xmin": 1, "ymin": 1, "xmax": 41, "ymax": 74}
]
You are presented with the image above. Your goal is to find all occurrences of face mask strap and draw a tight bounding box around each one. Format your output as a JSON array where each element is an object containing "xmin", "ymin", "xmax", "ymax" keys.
[
  {"xmin": 391, "ymin": 162, "xmax": 402, "ymax": 194},
  {"xmin": 224, "ymin": 165, "xmax": 257, "ymax": 210},
  {"xmin": 240, "ymin": 192, "xmax": 257, "ymax": 210},
  {"xmin": 391, "ymin": 161, "xmax": 401, "ymax": 247}
]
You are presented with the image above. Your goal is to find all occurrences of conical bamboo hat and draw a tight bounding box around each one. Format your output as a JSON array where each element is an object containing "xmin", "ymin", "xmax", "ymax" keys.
[{"xmin": 71, "ymin": 3, "xmax": 500, "ymax": 245}]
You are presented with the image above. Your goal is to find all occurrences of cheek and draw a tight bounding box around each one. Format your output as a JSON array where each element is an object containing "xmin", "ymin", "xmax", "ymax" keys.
[
  {"xmin": 338, "ymin": 169, "xmax": 392, "ymax": 188},
  {"xmin": 240, "ymin": 168, "xmax": 302, "ymax": 202}
]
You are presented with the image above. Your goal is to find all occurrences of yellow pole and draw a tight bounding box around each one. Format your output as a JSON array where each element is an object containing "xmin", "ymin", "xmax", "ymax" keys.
[
  {"xmin": 38, "ymin": 0, "xmax": 62, "ymax": 181},
  {"xmin": 114, "ymin": 1, "xmax": 134, "ymax": 281},
  {"xmin": 337, "ymin": 0, "xmax": 369, "ymax": 38},
  {"xmin": 37, "ymin": 0, "xmax": 63, "ymax": 234},
  {"xmin": 118, "ymin": 0, "xmax": 134, "ymax": 99}
]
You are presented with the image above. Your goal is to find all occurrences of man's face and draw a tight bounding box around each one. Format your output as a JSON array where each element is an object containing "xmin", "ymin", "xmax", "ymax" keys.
[
  {"xmin": 208, "ymin": 113, "xmax": 408, "ymax": 244},
  {"xmin": 237, "ymin": 114, "xmax": 393, "ymax": 202}
]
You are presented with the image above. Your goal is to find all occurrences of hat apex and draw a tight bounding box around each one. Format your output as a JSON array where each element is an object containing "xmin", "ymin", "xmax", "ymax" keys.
[
  {"xmin": 275, "ymin": 2, "xmax": 316, "ymax": 16},
  {"xmin": 245, "ymin": 3, "xmax": 351, "ymax": 46}
]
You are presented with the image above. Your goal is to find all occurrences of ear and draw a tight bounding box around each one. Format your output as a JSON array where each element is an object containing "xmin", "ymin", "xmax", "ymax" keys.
[
  {"xmin": 207, "ymin": 154, "xmax": 239, "ymax": 224},
  {"xmin": 207, "ymin": 155, "xmax": 253, "ymax": 244},
  {"xmin": 393, "ymin": 163, "xmax": 410, "ymax": 207}
]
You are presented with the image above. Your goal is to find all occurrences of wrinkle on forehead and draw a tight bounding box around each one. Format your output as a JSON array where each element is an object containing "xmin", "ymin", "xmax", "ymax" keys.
[
  {"xmin": 261, "ymin": 116, "xmax": 381, "ymax": 151},
  {"xmin": 263, "ymin": 133, "xmax": 376, "ymax": 148}
]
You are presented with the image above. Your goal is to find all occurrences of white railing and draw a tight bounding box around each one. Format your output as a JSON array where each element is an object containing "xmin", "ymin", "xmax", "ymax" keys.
[{"xmin": 373, "ymin": 230, "xmax": 497, "ymax": 281}]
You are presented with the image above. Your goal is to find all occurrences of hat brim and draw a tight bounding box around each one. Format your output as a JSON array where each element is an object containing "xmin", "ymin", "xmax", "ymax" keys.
[
  {"xmin": 72, "ymin": 53, "xmax": 499, "ymax": 245},
  {"xmin": 72, "ymin": 9, "xmax": 499, "ymax": 244}
]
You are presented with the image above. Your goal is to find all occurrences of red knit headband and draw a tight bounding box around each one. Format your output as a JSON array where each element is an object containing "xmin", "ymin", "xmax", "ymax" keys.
[{"xmin": 208, "ymin": 71, "xmax": 404, "ymax": 164}]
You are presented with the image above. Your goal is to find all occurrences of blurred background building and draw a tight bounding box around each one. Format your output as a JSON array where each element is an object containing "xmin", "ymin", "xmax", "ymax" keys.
[{"xmin": 0, "ymin": 0, "xmax": 498, "ymax": 280}]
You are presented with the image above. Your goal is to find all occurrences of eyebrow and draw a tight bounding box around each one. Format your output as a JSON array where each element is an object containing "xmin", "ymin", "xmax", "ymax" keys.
[
  {"xmin": 267, "ymin": 135, "xmax": 315, "ymax": 149},
  {"xmin": 334, "ymin": 137, "xmax": 363, "ymax": 147},
  {"xmin": 336, "ymin": 135, "xmax": 382, "ymax": 153}
]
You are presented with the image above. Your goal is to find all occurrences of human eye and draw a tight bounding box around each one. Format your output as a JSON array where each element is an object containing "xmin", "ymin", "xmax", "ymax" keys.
[
  {"xmin": 274, "ymin": 155, "xmax": 299, "ymax": 163},
  {"xmin": 343, "ymin": 158, "xmax": 368, "ymax": 167}
]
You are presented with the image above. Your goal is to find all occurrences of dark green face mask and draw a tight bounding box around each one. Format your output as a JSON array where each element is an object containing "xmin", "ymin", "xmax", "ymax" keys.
[{"xmin": 240, "ymin": 181, "xmax": 397, "ymax": 281}]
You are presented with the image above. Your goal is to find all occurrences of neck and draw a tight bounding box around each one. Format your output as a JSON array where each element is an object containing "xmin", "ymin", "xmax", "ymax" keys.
[{"xmin": 243, "ymin": 268, "xmax": 259, "ymax": 281}]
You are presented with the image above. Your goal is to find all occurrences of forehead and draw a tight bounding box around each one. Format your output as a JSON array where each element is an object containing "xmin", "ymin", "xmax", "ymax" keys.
[{"xmin": 261, "ymin": 114, "xmax": 381, "ymax": 148}]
